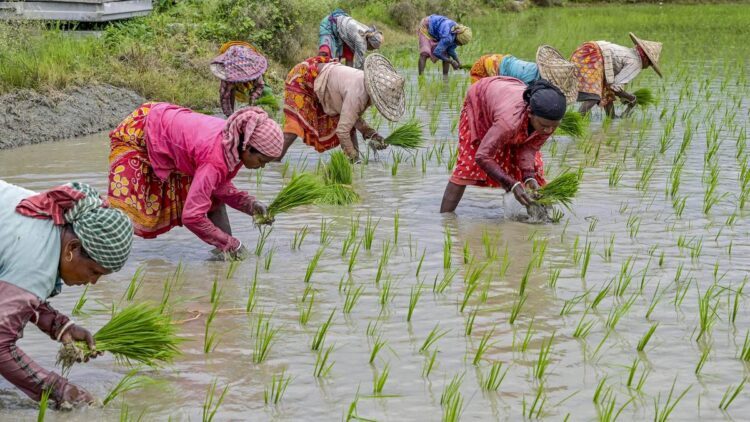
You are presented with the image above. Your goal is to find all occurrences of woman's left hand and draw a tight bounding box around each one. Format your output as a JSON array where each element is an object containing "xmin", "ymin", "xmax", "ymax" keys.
[{"xmin": 60, "ymin": 325, "xmax": 102, "ymax": 361}]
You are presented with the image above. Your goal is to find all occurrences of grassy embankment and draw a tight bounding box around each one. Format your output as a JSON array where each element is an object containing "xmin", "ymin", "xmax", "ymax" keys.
[{"xmin": 0, "ymin": 1, "xmax": 747, "ymax": 112}]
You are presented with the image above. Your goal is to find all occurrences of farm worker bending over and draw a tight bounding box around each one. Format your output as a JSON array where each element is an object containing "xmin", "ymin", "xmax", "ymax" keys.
[
  {"xmin": 318, "ymin": 8, "xmax": 384, "ymax": 70},
  {"xmin": 211, "ymin": 41, "xmax": 270, "ymax": 117},
  {"xmin": 281, "ymin": 53, "xmax": 405, "ymax": 161},
  {"xmin": 418, "ymin": 14, "xmax": 472, "ymax": 75},
  {"xmin": 440, "ymin": 78, "xmax": 567, "ymax": 214},
  {"xmin": 469, "ymin": 46, "xmax": 579, "ymax": 104},
  {"xmin": 570, "ymin": 32, "xmax": 662, "ymax": 118},
  {"xmin": 108, "ymin": 104, "xmax": 283, "ymax": 260},
  {"xmin": 0, "ymin": 181, "xmax": 133, "ymax": 407}
]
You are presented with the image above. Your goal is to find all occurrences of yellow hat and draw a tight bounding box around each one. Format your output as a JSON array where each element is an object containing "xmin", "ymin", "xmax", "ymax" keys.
[{"xmin": 452, "ymin": 25, "xmax": 472, "ymax": 46}]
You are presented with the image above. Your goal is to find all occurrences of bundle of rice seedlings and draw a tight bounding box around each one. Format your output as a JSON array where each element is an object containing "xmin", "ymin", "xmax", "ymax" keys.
[
  {"xmin": 317, "ymin": 151, "xmax": 359, "ymax": 205},
  {"xmin": 57, "ymin": 302, "xmax": 182, "ymax": 371},
  {"xmin": 633, "ymin": 88, "xmax": 656, "ymax": 107},
  {"xmin": 535, "ymin": 172, "xmax": 580, "ymax": 210},
  {"xmin": 254, "ymin": 173, "xmax": 326, "ymax": 224},
  {"xmin": 384, "ymin": 120, "xmax": 424, "ymax": 151},
  {"xmin": 254, "ymin": 94, "xmax": 279, "ymax": 112},
  {"xmin": 459, "ymin": 64, "xmax": 473, "ymax": 71},
  {"xmin": 555, "ymin": 111, "xmax": 587, "ymax": 138}
]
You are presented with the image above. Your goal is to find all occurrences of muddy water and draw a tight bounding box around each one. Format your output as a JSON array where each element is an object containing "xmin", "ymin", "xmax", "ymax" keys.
[{"xmin": 1, "ymin": 69, "xmax": 749, "ymax": 421}]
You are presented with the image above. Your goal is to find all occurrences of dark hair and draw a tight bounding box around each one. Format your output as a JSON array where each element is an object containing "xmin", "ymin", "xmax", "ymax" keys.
[
  {"xmin": 523, "ymin": 79, "xmax": 566, "ymax": 121},
  {"xmin": 237, "ymin": 139, "xmax": 260, "ymax": 155}
]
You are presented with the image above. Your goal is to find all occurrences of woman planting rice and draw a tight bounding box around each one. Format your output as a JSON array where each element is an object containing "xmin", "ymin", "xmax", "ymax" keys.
[
  {"xmin": 418, "ymin": 14, "xmax": 472, "ymax": 76},
  {"xmin": 0, "ymin": 180, "xmax": 133, "ymax": 407},
  {"xmin": 108, "ymin": 104, "xmax": 282, "ymax": 260},
  {"xmin": 281, "ymin": 53, "xmax": 405, "ymax": 161},
  {"xmin": 570, "ymin": 32, "xmax": 662, "ymax": 118},
  {"xmin": 318, "ymin": 8, "xmax": 384, "ymax": 70},
  {"xmin": 211, "ymin": 41, "xmax": 270, "ymax": 117},
  {"xmin": 469, "ymin": 46, "xmax": 578, "ymax": 104},
  {"xmin": 440, "ymin": 77, "xmax": 567, "ymax": 215}
]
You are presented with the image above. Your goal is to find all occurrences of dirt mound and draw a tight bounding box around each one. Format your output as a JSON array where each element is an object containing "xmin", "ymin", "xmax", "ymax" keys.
[{"xmin": 0, "ymin": 84, "xmax": 144, "ymax": 150}]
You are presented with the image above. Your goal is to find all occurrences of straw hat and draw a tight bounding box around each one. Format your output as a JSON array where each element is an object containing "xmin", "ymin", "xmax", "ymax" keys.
[
  {"xmin": 629, "ymin": 32, "xmax": 662, "ymax": 78},
  {"xmin": 210, "ymin": 45, "xmax": 267, "ymax": 83},
  {"xmin": 364, "ymin": 53, "xmax": 405, "ymax": 122},
  {"xmin": 536, "ymin": 45, "xmax": 578, "ymax": 105}
]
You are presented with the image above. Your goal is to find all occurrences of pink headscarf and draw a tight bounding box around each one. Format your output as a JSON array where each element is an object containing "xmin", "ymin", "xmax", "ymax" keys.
[{"xmin": 222, "ymin": 107, "xmax": 283, "ymax": 168}]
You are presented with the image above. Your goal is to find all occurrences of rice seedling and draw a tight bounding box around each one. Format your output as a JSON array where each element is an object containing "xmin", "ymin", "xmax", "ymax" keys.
[
  {"xmin": 246, "ymin": 265, "xmax": 259, "ymax": 313},
  {"xmin": 637, "ymin": 322, "xmax": 659, "ymax": 352},
  {"xmin": 719, "ymin": 379, "xmax": 746, "ymax": 411},
  {"xmin": 547, "ymin": 267, "xmax": 561, "ymax": 288},
  {"xmin": 379, "ymin": 277, "xmax": 395, "ymax": 309},
  {"xmin": 594, "ymin": 385, "xmax": 633, "ymax": 422},
  {"xmin": 57, "ymin": 302, "xmax": 182, "ymax": 371},
  {"xmin": 533, "ymin": 333, "xmax": 555, "ymax": 381},
  {"xmin": 556, "ymin": 111, "xmax": 588, "ymax": 138},
  {"xmin": 375, "ymin": 240, "xmax": 391, "ymax": 285},
  {"xmin": 369, "ymin": 335, "xmax": 388, "ymax": 364},
  {"xmin": 289, "ymin": 226, "xmax": 309, "ymax": 251},
  {"xmin": 202, "ymin": 379, "xmax": 229, "ymax": 422},
  {"xmin": 653, "ymin": 379, "xmax": 691, "ymax": 422},
  {"xmin": 72, "ymin": 286, "xmax": 89, "ymax": 316},
  {"xmin": 343, "ymin": 284, "xmax": 364, "ymax": 314},
  {"xmin": 581, "ymin": 240, "xmax": 592, "ymax": 280},
  {"xmin": 372, "ymin": 363, "xmax": 390, "ymax": 395},
  {"xmin": 499, "ymin": 245, "xmax": 510, "ymax": 277},
  {"xmin": 416, "ymin": 248, "xmax": 426, "ymax": 278},
  {"xmin": 204, "ymin": 284, "xmax": 222, "ymax": 353},
  {"xmin": 738, "ymin": 330, "xmax": 750, "ymax": 362},
  {"xmin": 441, "ymin": 373, "xmax": 465, "ymax": 422},
  {"xmin": 251, "ymin": 310, "xmax": 279, "ymax": 364},
  {"xmin": 298, "ymin": 288, "xmax": 314, "ymax": 326},
  {"xmin": 254, "ymin": 226, "xmax": 272, "ymax": 257},
  {"xmin": 319, "ymin": 218, "xmax": 333, "ymax": 245},
  {"xmin": 103, "ymin": 369, "xmax": 157, "ymax": 406},
  {"xmin": 443, "ymin": 230, "xmax": 452, "ymax": 269},
  {"xmin": 304, "ymin": 246, "xmax": 325, "ymax": 283},
  {"xmin": 123, "ymin": 265, "xmax": 146, "ymax": 302},
  {"xmin": 480, "ymin": 361, "xmax": 508, "ymax": 392},
  {"xmin": 434, "ymin": 269, "xmax": 458, "ymax": 294},
  {"xmin": 311, "ymin": 309, "xmax": 335, "ymax": 351},
  {"xmin": 420, "ymin": 324, "xmax": 449, "ymax": 353},
  {"xmin": 363, "ymin": 214, "xmax": 379, "ymax": 251},
  {"xmin": 464, "ymin": 307, "xmax": 478, "ymax": 336},
  {"xmin": 636, "ymin": 155, "xmax": 656, "ymax": 191},
  {"xmin": 392, "ymin": 210, "xmax": 399, "ymax": 245},
  {"xmin": 264, "ymin": 370, "xmax": 292, "ymax": 405},
  {"xmin": 407, "ymin": 281, "xmax": 424, "ymax": 322},
  {"xmin": 462, "ymin": 241, "xmax": 470, "ymax": 264},
  {"xmin": 37, "ymin": 388, "xmax": 51, "ymax": 422},
  {"xmin": 535, "ymin": 172, "xmax": 580, "ymax": 209},
  {"xmin": 391, "ymin": 150, "xmax": 402, "ymax": 176},
  {"xmin": 253, "ymin": 173, "xmax": 326, "ymax": 224},
  {"xmin": 313, "ymin": 344, "xmax": 335, "ymax": 378},
  {"xmin": 384, "ymin": 120, "xmax": 424, "ymax": 151},
  {"xmin": 422, "ymin": 348, "xmax": 438, "ymax": 378},
  {"xmin": 573, "ymin": 312, "xmax": 596, "ymax": 339},
  {"xmin": 697, "ymin": 286, "xmax": 720, "ymax": 341},
  {"xmin": 509, "ymin": 294, "xmax": 527, "ymax": 325},
  {"xmin": 340, "ymin": 237, "xmax": 361, "ymax": 275},
  {"xmin": 605, "ymin": 294, "xmax": 637, "ymax": 331},
  {"xmin": 473, "ymin": 327, "xmax": 495, "ymax": 365},
  {"xmin": 524, "ymin": 385, "xmax": 548, "ymax": 420}
]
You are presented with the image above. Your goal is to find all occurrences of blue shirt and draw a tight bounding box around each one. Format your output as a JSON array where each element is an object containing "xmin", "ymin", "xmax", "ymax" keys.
[
  {"xmin": 0, "ymin": 180, "xmax": 62, "ymax": 300},
  {"xmin": 428, "ymin": 15, "xmax": 459, "ymax": 62},
  {"xmin": 500, "ymin": 56, "xmax": 541, "ymax": 85}
]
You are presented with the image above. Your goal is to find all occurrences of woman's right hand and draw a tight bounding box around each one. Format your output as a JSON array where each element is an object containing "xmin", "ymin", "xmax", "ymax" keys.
[
  {"xmin": 58, "ymin": 382, "xmax": 95, "ymax": 408},
  {"xmin": 511, "ymin": 183, "xmax": 534, "ymax": 207}
]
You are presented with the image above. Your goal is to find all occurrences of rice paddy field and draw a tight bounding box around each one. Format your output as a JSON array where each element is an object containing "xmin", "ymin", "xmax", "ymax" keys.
[{"xmin": 0, "ymin": 3, "xmax": 749, "ymax": 421}]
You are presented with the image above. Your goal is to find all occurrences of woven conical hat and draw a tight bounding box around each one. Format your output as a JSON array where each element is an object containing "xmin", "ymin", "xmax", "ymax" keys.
[
  {"xmin": 536, "ymin": 45, "xmax": 578, "ymax": 105},
  {"xmin": 629, "ymin": 32, "xmax": 662, "ymax": 78},
  {"xmin": 364, "ymin": 54, "xmax": 405, "ymax": 122}
]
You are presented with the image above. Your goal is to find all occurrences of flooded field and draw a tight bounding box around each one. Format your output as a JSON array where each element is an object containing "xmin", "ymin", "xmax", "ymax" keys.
[{"xmin": 1, "ymin": 4, "xmax": 750, "ymax": 421}]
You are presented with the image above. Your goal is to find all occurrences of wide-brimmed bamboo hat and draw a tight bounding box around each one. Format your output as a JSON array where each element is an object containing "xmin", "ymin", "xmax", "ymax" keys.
[
  {"xmin": 629, "ymin": 32, "xmax": 662, "ymax": 78},
  {"xmin": 364, "ymin": 54, "xmax": 405, "ymax": 122},
  {"xmin": 536, "ymin": 45, "xmax": 578, "ymax": 104}
]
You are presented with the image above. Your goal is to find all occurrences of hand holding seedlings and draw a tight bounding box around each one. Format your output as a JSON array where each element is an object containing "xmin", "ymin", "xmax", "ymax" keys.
[
  {"xmin": 251, "ymin": 201, "xmax": 273, "ymax": 225},
  {"xmin": 59, "ymin": 325, "xmax": 102, "ymax": 363},
  {"xmin": 511, "ymin": 182, "xmax": 535, "ymax": 207}
]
